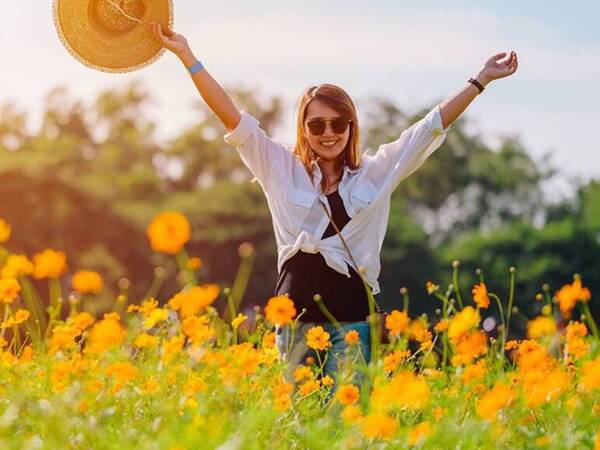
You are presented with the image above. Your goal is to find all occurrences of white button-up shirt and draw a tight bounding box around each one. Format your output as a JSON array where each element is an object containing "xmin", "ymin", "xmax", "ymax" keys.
[{"xmin": 223, "ymin": 105, "xmax": 450, "ymax": 295}]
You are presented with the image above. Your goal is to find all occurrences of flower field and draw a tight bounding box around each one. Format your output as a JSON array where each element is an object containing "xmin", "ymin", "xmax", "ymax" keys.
[{"xmin": 0, "ymin": 213, "xmax": 599, "ymax": 449}]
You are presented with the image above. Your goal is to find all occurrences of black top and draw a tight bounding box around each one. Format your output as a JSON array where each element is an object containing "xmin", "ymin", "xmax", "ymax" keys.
[{"xmin": 274, "ymin": 190, "xmax": 373, "ymax": 322}]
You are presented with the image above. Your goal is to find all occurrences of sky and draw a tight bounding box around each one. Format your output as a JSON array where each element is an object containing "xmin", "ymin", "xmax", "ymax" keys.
[{"xmin": 1, "ymin": 1, "xmax": 599, "ymax": 195}]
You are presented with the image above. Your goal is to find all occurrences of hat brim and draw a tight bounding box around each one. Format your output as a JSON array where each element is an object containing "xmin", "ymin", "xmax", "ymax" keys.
[{"xmin": 53, "ymin": 0, "xmax": 174, "ymax": 73}]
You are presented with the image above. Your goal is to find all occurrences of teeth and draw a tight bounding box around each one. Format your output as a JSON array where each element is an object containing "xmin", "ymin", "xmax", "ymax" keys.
[{"xmin": 321, "ymin": 141, "xmax": 337, "ymax": 146}]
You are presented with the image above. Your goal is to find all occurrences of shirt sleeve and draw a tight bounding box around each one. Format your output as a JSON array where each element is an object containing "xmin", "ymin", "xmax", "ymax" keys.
[
  {"xmin": 369, "ymin": 104, "xmax": 451, "ymax": 194},
  {"xmin": 223, "ymin": 110, "xmax": 290, "ymax": 193}
]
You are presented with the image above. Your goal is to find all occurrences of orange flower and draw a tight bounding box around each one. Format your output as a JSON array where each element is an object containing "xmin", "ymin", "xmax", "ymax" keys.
[
  {"xmin": 168, "ymin": 284, "xmax": 220, "ymax": 318},
  {"xmin": 1, "ymin": 254, "xmax": 34, "ymax": 278},
  {"xmin": 0, "ymin": 218, "xmax": 11, "ymax": 244},
  {"xmin": 448, "ymin": 306, "xmax": 480, "ymax": 343},
  {"xmin": 527, "ymin": 316, "xmax": 557, "ymax": 339},
  {"xmin": 472, "ymin": 282, "xmax": 490, "ymax": 309},
  {"xmin": 146, "ymin": 211, "xmax": 191, "ymax": 254},
  {"xmin": 72, "ymin": 270, "xmax": 103, "ymax": 294},
  {"xmin": 344, "ymin": 330, "xmax": 360, "ymax": 345},
  {"xmin": 32, "ymin": 249, "xmax": 68, "ymax": 279},
  {"xmin": 13, "ymin": 309, "xmax": 30, "ymax": 325},
  {"xmin": 335, "ymin": 384, "xmax": 360, "ymax": 405},
  {"xmin": 555, "ymin": 275, "xmax": 591, "ymax": 317},
  {"xmin": 451, "ymin": 331, "xmax": 488, "ymax": 366},
  {"xmin": 85, "ymin": 315, "xmax": 125, "ymax": 354},
  {"xmin": 305, "ymin": 326, "xmax": 331, "ymax": 351},
  {"xmin": 264, "ymin": 295, "xmax": 297, "ymax": 326},
  {"xmin": 385, "ymin": 310, "xmax": 409, "ymax": 337},
  {"xmin": 408, "ymin": 421, "xmax": 432, "ymax": 446},
  {"xmin": 0, "ymin": 278, "xmax": 20, "ymax": 304},
  {"xmin": 476, "ymin": 382, "xmax": 515, "ymax": 420},
  {"xmin": 580, "ymin": 357, "xmax": 600, "ymax": 391},
  {"xmin": 361, "ymin": 413, "xmax": 398, "ymax": 440}
]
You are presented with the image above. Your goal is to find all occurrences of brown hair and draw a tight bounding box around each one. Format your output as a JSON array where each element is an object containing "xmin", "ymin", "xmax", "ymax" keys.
[{"xmin": 293, "ymin": 84, "xmax": 361, "ymax": 193}]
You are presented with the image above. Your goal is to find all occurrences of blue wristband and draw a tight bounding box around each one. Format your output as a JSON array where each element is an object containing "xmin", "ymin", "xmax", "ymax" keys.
[{"xmin": 187, "ymin": 61, "xmax": 205, "ymax": 75}]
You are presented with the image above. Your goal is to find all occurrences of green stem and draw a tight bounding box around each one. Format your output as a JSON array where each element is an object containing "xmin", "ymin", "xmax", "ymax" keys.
[
  {"xmin": 176, "ymin": 250, "xmax": 198, "ymax": 286},
  {"xmin": 505, "ymin": 270, "xmax": 516, "ymax": 345},
  {"xmin": 231, "ymin": 248, "xmax": 254, "ymax": 318},
  {"xmin": 581, "ymin": 301, "xmax": 599, "ymax": 339},
  {"xmin": 452, "ymin": 265, "xmax": 464, "ymax": 309},
  {"xmin": 489, "ymin": 293, "xmax": 506, "ymax": 359},
  {"xmin": 313, "ymin": 295, "xmax": 344, "ymax": 335}
]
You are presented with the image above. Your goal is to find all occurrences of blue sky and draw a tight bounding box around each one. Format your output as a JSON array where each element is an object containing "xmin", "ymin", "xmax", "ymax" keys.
[{"xmin": 1, "ymin": 2, "xmax": 598, "ymax": 192}]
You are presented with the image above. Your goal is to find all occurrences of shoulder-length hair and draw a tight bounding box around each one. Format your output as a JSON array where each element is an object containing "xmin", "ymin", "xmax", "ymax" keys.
[{"xmin": 293, "ymin": 84, "xmax": 361, "ymax": 192}]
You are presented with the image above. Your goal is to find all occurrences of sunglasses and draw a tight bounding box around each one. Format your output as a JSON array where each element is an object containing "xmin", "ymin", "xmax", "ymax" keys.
[{"xmin": 306, "ymin": 117, "xmax": 352, "ymax": 136}]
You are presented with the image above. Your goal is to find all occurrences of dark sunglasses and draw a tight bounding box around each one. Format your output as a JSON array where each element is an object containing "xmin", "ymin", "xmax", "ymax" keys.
[{"xmin": 306, "ymin": 117, "xmax": 352, "ymax": 136}]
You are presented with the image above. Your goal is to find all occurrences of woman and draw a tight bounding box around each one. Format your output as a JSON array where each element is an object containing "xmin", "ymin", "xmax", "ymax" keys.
[{"xmin": 150, "ymin": 21, "xmax": 518, "ymax": 384}]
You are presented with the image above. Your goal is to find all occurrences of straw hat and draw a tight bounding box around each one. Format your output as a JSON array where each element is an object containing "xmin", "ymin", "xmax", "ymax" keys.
[{"xmin": 53, "ymin": 0, "xmax": 174, "ymax": 73}]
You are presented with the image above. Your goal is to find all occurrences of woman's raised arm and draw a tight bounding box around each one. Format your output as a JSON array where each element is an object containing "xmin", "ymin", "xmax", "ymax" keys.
[
  {"xmin": 150, "ymin": 21, "xmax": 241, "ymax": 131},
  {"xmin": 439, "ymin": 51, "xmax": 519, "ymax": 129}
]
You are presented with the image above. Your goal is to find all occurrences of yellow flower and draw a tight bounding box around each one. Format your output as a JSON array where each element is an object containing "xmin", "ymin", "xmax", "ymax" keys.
[
  {"xmin": 341, "ymin": 405, "xmax": 363, "ymax": 424},
  {"xmin": 32, "ymin": 249, "xmax": 68, "ymax": 279},
  {"xmin": 371, "ymin": 370, "xmax": 430, "ymax": 412},
  {"xmin": 168, "ymin": 285, "xmax": 220, "ymax": 318},
  {"xmin": 48, "ymin": 325, "xmax": 80, "ymax": 354},
  {"xmin": 426, "ymin": 281, "xmax": 439, "ymax": 294},
  {"xmin": 231, "ymin": 313, "xmax": 247, "ymax": 330},
  {"xmin": 146, "ymin": 211, "xmax": 191, "ymax": 254},
  {"xmin": 434, "ymin": 319, "xmax": 449, "ymax": 333},
  {"xmin": 408, "ymin": 318, "xmax": 432, "ymax": 343},
  {"xmin": 143, "ymin": 307, "xmax": 169, "ymax": 329},
  {"xmin": 71, "ymin": 270, "xmax": 103, "ymax": 294},
  {"xmin": 385, "ymin": 310, "xmax": 409, "ymax": 337},
  {"xmin": 462, "ymin": 359, "xmax": 487, "ymax": 384},
  {"xmin": 85, "ymin": 315, "xmax": 126, "ymax": 354},
  {"xmin": 383, "ymin": 350, "xmax": 410, "ymax": 374},
  {"xmin": 451, "ymin": 330, "xmax": 488, "ymax": 366},
  {"xmin": 477, "ymin": 382, "xmax": 515, "ymax": 420},
  {"xmin": 264, "ymin": 295, "xmax": 297, "ymax": 326},
  {"xmin": 0, "ymin": 278, "xmax": 20, "ymax": 304},
  {"xmin": 298, "ymin": 379, "xmax": 320, "ymax": 396},
  {"xmin": 0, "ymin": 218, "xmax": 11, "ymax": 243},
  {"xmin": 320, "ymin": 375, "xmax": 334, "ymax": 388},
  {"xmin": 555, "ymin": 275, "xmax": 591, "ymax": 317},
  {"xmin": 141, "ymin": 378, "xmax": 160, "ymax": 394},
  {"xmin": 344, "ymin": 329, "xmax": 360, "ymax": 345},
  {"xmin": 408, "ymin": 421, "xmax": 432, "ymax": 446},
  {"xmin": 580, "ymin": 357, "xmax": 600, "ymax": 392},
  {"xmin": 527, "ymin": 316, "xmax": 557, "ymax": 339},
  {"xmin": 70, "ymin": 312, "xmax": 95, "ymax": 332},
  {"xmin": 448, "ymin": 306, "xmax": 480, "ymax": 342},
  {"xmin": 293, "ymin": 365, "xmax": 313, "ymax": 382},
  {"xmin": 134, "ymin": 333, "xmax": 159, "ymax": 349},
  {"xmin": 305, "ymin": 326, "xmax": 331, "ymax": 351},
  {"xmin": 360, "ymin": 413, "xmax": 398, "ymax": 440},
  {"xmin": 106, "ymin": 362, "xmax": 139, "ymax": 383},
  {"xmin": 13, "ymin": 309, "xmax": 30, "ymax": 325},
  {"xmin": 472, "ymin": 282, "xmax": 490, "ymax": 309},
  {"xmin": 0, "ymin": 254, "xmax": 34, "ymax": 278},
  {"xmin": 335, "ymin": 384, "xmax": 360, "ymax": 405}
]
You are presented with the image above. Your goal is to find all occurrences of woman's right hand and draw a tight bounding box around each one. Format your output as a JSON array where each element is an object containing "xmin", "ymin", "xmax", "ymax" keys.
[{"xmin": 149, "ymin": 20, "xmax": 192, "ymax": 59}]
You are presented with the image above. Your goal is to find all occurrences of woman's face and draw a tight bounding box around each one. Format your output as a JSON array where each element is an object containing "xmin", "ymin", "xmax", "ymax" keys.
[{"xmin": 304, "ymin": 99, "xmax": 350, "ymax": 164}]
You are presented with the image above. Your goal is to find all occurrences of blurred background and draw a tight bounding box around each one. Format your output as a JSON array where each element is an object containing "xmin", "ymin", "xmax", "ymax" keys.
[{"xmin": 1, "ymin": 1, "xmax": 599, "ymax": 331}]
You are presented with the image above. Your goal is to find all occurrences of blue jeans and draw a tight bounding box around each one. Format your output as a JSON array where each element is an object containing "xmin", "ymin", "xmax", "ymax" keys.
[{"xmin": 275, "ymin": 321, "xmax": 371, "ymax": 393}]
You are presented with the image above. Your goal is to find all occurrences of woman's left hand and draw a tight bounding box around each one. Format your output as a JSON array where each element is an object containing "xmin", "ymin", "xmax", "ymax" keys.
[{"xmin": 478, "ymin": 51, "xmax": 518, "ymax": 84}]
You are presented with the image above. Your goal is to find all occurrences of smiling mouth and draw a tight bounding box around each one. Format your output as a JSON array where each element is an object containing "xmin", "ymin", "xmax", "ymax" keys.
[{"xmin": 320, "ymin": 140, "xmax": 338, "ymax": 148}]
